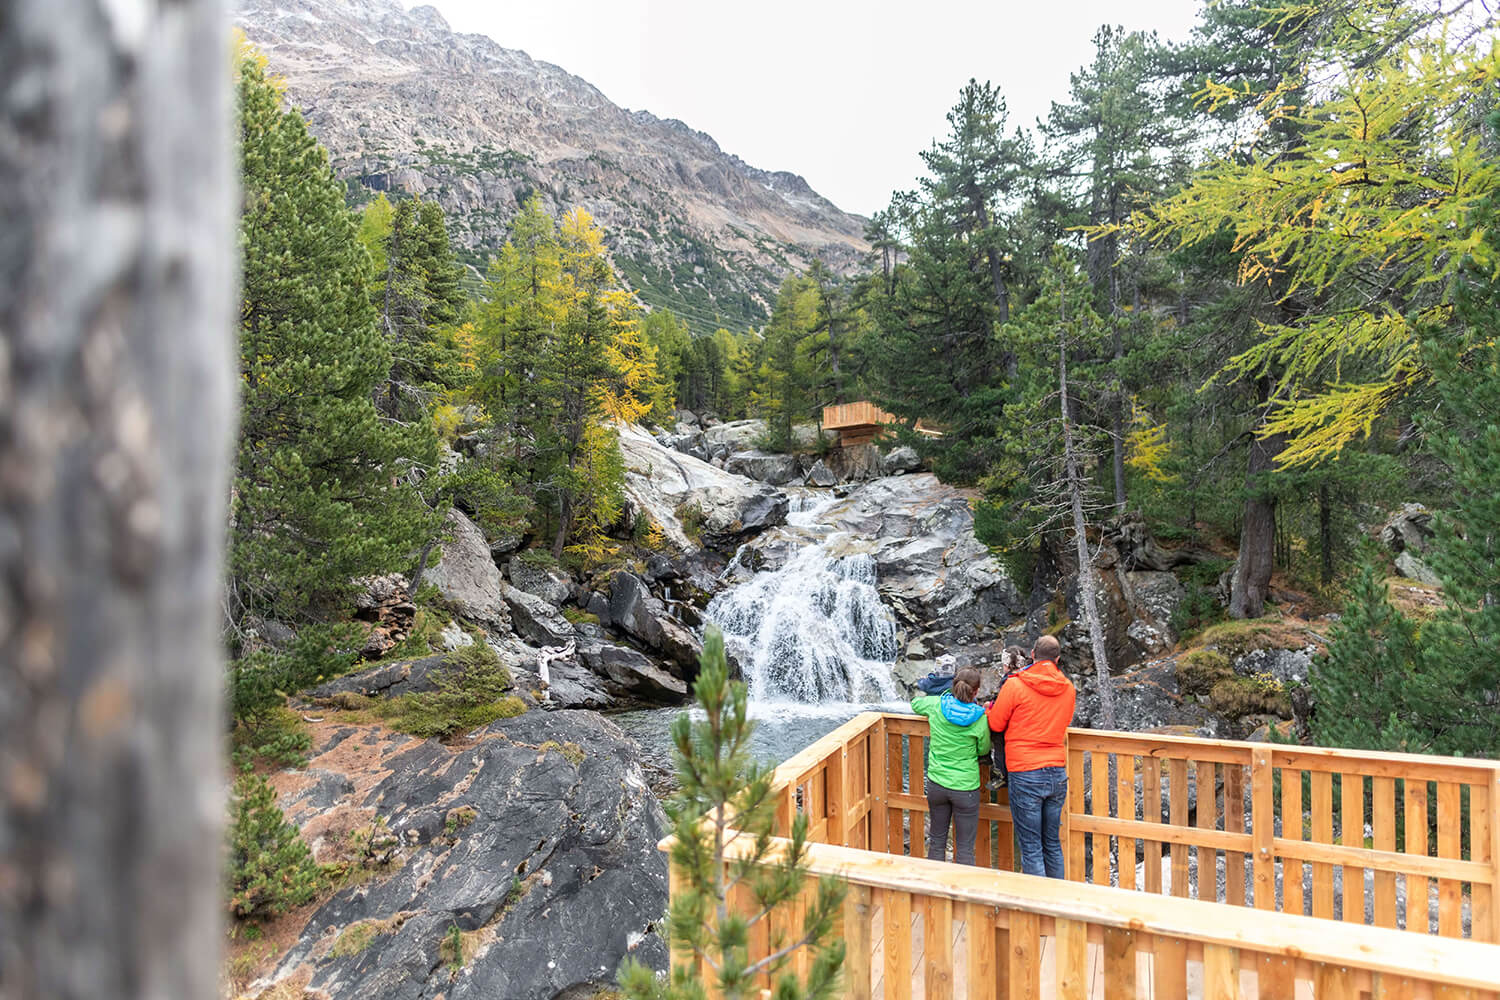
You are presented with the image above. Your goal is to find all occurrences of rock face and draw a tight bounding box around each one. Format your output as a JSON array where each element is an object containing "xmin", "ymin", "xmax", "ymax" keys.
[
  {"xmin": 234, "ymin": 0, "xmax": 868, "ymax": 335},
  {"xmin": 263, "ymin": 712, "xmax": 669, "ymax": 1000},
  {"xmin": 617, "ymin": 423, "xmax": 788, "ymax": 554},
  {"xmin": 426, "ymin": 509, "xmax": 510, "ymax": 631},
  {"xmin": 609, "ymin": 572, "xmax": 704, "ymax": 676},
  {"xmin": 501, "ymin": 584, "xmax": 574, "ymax": 647},
  {"xmin": 882, "ymin": 446, "xmax": 922, "ymax": 475}
]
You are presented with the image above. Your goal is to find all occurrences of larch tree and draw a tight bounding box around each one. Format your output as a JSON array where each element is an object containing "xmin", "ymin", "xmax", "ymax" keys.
[
  {"xmin": 0, "ymin": 1, "xmax": 235, "ymax": 997},
  {"xmin": 1130, "ymin": 8, "xmax": 1499, "ymax": 616}
]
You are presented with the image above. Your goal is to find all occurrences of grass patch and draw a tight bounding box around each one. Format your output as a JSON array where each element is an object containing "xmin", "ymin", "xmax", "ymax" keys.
[
  {"xmin": 329, "ymin": 915, "xmax": 405, "ymax": 959},
  {"xmin": 562, "ymin": 607, "xmax": 599, "ymax": 626},
  {"xmin": 444, "ymin": 806, "xmax": 477, "ymax": 837},
  {"xmin": 538, "ymin": 740, "xmax": 585, "ymax": 765},
  {"xmin": 674, "ymin": 502, "xmax": 707, "ymax": 543},
  {"xmin": 1192, "ymin": 616, "xmax": 1323, "ymax": 659},
  {"xmin": 321, "ymin": 644, "xmax": 528, "ymax": 741}
]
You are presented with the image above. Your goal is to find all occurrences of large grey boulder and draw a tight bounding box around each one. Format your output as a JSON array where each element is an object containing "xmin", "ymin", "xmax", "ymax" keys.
[
  {"xmin": 725, "ymin": 449, "xmax": 801, "ymax": 486},
  {"xmin": 617, "ymin": 423, "xmax": 788, "ymax": 553},
  {"xmin": 507, "ymin": 556, "xmax": 573, "ymax": 607},
  {"xmin": 263, "ymin": 712, "xmax": 669, "ymax": 1000},
  {"xmin": 608, "ymin": 572, "xmax": 703, "ymax": 676},
  {"xmin": 702, "ymin": 418, "xmax": 766, "ymax": 455},
  {"xmin": 307, "ymin": 654, "xmax": 453, "ymax": 701},
  {"xmin": 426, "ymin": 509, "xmax": 509, "ymax": 631},
  {"xmin": 825, "ymin": 443, "xmax": 883, "ymax": 481},
  {"xmin": 882, "ymin": 446, "xmax": 922, "ymax": 475},
  {"xmin": 804, "ymin": 459, "xmax": 839, "ymax": 487},
  {"xmin": 575, "ymin": 635, "xmax": 687, "ymax": 700},
  {"xmin": 502, "ymin": 584, "xmax": 573, "ymax": 647}
]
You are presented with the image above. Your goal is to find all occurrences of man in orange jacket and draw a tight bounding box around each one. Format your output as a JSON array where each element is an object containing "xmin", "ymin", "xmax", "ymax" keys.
[{"xmin": 985, "ymin": 634, "xmax": 1076, "ymax": 878}]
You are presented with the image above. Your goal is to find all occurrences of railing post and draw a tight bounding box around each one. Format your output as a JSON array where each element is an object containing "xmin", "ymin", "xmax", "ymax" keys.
[
  {"xmin": 1491, "ymin": 770, "xmax": 1500, "ymax": 943},
  {"xmin": 872, "ymin": 718, "xmax": 889, "ymax": 853},
  {"xmin": 1060, "ymin": 730, "xmax": 1072, "ymax": 877},
  {"xmin": 827, "ymin": 743, "xmax": 847, "ymax": 846},
  {"xmin": 1251, "ymin": 748, "xmax": 1275, "ymax": 911}
]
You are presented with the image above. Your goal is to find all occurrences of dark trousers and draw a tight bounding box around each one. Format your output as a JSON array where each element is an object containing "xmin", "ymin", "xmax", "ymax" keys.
[
  {"xmin": 990, "ymin": 728, "xmax": 1008, "ymax": 783},
  {"xmin": 925, "ymin": 779, "xmax": 981, "ymax": 866}
]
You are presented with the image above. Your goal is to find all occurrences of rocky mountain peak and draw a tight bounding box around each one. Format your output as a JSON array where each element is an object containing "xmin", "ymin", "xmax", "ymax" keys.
[{"xmin": 234, "ymin": 0, "xmax": 869, "ymax": 332}]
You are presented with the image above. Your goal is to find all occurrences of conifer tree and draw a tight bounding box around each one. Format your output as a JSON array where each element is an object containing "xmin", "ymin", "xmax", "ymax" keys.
[
  {"xmin": 229, "ymin": 49, "xmax": 439, "ymax": 710},
  {"xmin": 619, "ymin": 628, "xmax": 844, "ymax": 1000}
]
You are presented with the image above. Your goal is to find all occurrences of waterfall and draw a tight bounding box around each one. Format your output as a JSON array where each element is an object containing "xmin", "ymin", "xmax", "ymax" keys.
[{"xmin": 705, "ymin": 540, "xmax": 900, "ymax": 704}]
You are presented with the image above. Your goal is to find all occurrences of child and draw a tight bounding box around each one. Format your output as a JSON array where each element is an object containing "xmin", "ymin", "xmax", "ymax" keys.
[{"xmin": 986, "ymin": 646, "xmax": 1029, "ymax": 790}]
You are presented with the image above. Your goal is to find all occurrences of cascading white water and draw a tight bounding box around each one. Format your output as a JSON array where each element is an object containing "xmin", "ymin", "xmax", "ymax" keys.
[{"xmin": 705, "ymin": 540, "xmax": 900, "ymax": 704}]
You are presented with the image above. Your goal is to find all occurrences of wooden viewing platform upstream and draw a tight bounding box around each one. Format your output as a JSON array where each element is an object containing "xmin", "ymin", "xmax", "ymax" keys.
[{"xmin": 665, "ymin": 714, "xmax": 1500, "ymax": 998}]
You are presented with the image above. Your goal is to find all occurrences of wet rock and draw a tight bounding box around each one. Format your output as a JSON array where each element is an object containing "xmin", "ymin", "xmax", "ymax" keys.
[
  {"xmin": 725, "ymin": 450, "xmax": 801, "ymax": 486},
  {"xmin": 575, "ymin": 636, "xmax": 687, "ymax": 701},
  {"xmin": 426, "ymin": 509, "xmax": 510, "ymax": 631},
  {"xmin": 507, "ymin": 557, "xmax": 573, "ymax": 607},
  {"xmin": 266, "ymin": 712, "xmax": 669, "ymax": 1000},
  {"xmin": 608, "ymin": 572, "xmax": 702, "ymax": 677}
]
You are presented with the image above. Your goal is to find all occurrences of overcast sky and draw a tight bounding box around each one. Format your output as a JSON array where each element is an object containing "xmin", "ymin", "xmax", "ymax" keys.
[{"xmin": 417, "ymin": 0, "xmax": 1205, "ymax": 217}]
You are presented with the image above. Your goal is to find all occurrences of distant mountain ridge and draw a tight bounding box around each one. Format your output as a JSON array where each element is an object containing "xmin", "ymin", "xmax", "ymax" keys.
[{"xmin": 234, "ymin": 0, "xmax": 870, "ymax": 332}]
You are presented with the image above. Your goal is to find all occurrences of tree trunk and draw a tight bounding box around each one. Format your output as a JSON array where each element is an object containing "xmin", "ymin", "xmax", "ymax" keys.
[
  {"xmin": 1230, "ymin": 408, "xmax": 1286, "ymax": 619},
  {"xmin": 1058, "ymin": 284, "xmax": 1116, "ymax": 730},
  {"xmin": 1319, "ymin": 484, "xmax": 1334, "ymax": 586},
  {"xmin": 0, "ymin": 2, "xmax": 234, "ymax": 997}
]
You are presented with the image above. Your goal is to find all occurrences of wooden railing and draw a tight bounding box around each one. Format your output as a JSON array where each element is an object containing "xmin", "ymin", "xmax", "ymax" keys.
[
  {"xmin": 694, "ymin": 833, "xmax": 1500, "ymax": 999},
  {"xmin": 766, "ymin": 714, "xmax": 1500, "ymax": 944}
]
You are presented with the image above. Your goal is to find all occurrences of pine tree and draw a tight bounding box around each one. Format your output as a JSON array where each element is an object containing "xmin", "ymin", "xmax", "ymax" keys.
[
  {"xmin": 227, "ymin": 770, "xmax": 322, "ymax": 919},
  {"xmin": 1309, "ymin": 560, "xmax": 1427, "ymax": 753},
  {"xmin": 618, "ymin": 628, "xmax": 845, "ymax": 1000},
  {"xmin": 229, "ymin": 49, "xmax": 439, "ymax": 706}
]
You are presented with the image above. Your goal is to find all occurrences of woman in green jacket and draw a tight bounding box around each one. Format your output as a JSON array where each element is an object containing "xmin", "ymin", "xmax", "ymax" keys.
[{"xmin": 910, "ymin": 666, "xmax": 990, "ymax": 865}]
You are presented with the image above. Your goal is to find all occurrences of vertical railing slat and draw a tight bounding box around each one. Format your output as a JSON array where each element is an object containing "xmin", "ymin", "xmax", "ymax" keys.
[
  {"xmin": 1225, "ymin": 761, "xmax": 1246, "ymax": 907},
  {"xmin": 1068, "ymin": 747, "xmax": 1087, "ymax": 882},
  {"xmin": 1341, "ymin": 772, "xmax": 1367, "ymax": 925},
  {"xmin": 1437, "ymin": 782, "xmax": 1462, "ymax": 938},
  {"xmin": 1202, "ymin": 942, "xmax": 1240, "ymax": 1000},
  {"xmin": 1407, "ymin": 778, "xmax": 1430, "ymax": 934},
  {"xmin": 1054, "ymin": 916, "xmax": 1089, "ymax": 1000},
  {"xmin": 1169, "ymin": 758, "xmax": 1190, "ymax": 898},
  {"xmin": 922, "ymin": 894, "xmax": 953, "ymax": 1000},
  {"xmin": 1118, "ymin": 754, "xmax": 1138, "ymax": 892},
  {"xmin": 1007, "ymin": 910, "xmax": 1041, "ymax": 1000},
  {"xmin": 1282, "ymin": 765, "xmax": 1306, "ymax": 917},
  {"xmin": 966, "ymin": 902, "xmax": 996, "ymax": 1000},
  {"xmin": 1374, "ymin": 775, "xmax": 1400, "ymax": 930},
  {"xmin": 1102, "ymin": 927, "xmax": 1136, "ymax": 998},
  {"xmin": 1312, "ymin": 770, "xmax": 1336, "ymax": 919},
  {"xmin": 1197, "ymin": 759, "xmax": 1219, "ymax": 903},
  {"xmin": 1092, "ymin": 751, "xmax": 1112, "ymax": 886},
  {"xmin": 883, "ymin": 887, "xmax": 911, "ymax": 999},
  {"xmin": 1251, "ymin": 749, "xmax": 1275, "ymax": 911},
  {"xmin": 844, "ymin": 883, "xmax": 873, "ymax": 1000}
]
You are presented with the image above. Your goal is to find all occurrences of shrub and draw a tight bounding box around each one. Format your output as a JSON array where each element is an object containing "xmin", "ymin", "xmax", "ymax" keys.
[
  {"xmin": 227, "ymin": 772, "xmax": 321, "ymax": 919},
  {"xmin": 389, "ymin": 643, "xmax": 526, "ymax": 740}
]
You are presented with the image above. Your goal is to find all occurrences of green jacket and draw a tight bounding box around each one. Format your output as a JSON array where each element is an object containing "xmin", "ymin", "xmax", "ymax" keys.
[{"xmin": 910, "ymin": 694, "xmax": 992, "ymax": 791}]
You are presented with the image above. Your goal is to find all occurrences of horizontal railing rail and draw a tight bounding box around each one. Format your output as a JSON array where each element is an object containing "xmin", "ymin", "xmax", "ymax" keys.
[{"xmin": 762, "ymin": 713, "xmax": 1500, "ymax": 944}]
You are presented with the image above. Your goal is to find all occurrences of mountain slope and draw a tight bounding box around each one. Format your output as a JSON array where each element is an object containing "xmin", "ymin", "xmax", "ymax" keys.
[{"xmin": 235, "ymin": 0, "xmax": 870, "ymax": 332}]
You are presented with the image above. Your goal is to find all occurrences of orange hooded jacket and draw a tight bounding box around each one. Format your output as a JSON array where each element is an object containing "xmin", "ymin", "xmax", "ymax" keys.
[{"xmin": 985, "ymin": 660, "xmax": 1076, "ymax": 772}]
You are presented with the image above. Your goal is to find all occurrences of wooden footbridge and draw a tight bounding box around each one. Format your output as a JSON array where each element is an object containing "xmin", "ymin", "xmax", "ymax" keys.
[{"xmin": 666, "ymin": 714, "xmax": 1500, "ymax": 998}]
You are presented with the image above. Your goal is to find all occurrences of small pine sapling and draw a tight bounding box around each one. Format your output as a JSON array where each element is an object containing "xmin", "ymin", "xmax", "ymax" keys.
[{"xmin": 619, "ymin": 626, "xmax": 845, "ymax": 1000}]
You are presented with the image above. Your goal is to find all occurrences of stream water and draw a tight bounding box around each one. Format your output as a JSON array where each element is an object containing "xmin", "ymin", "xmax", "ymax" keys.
[{"xmin": 613, "ymin": 489, "xmax": 908, "ymax": 773}]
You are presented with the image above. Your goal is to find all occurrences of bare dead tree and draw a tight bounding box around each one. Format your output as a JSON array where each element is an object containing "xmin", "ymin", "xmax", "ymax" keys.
[
  {"xmin": 0, "ymin": 1, "xmax": 234, "ymax": 997},
  {"xmin": 1058, "ymin": 279, "xmax": 1118, "ymax": 731}
]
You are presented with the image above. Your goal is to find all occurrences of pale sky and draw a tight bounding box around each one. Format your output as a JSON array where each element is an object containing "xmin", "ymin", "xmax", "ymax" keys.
[{"xmin": 417, "ymin": 0, "xmax": 1205, "ymax": 217}]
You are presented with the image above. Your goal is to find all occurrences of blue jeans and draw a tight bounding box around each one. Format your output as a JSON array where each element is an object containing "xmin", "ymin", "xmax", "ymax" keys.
[{"xmin": 1008, "ymin": 766, "xmax": 1067, "ymax": 878}]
